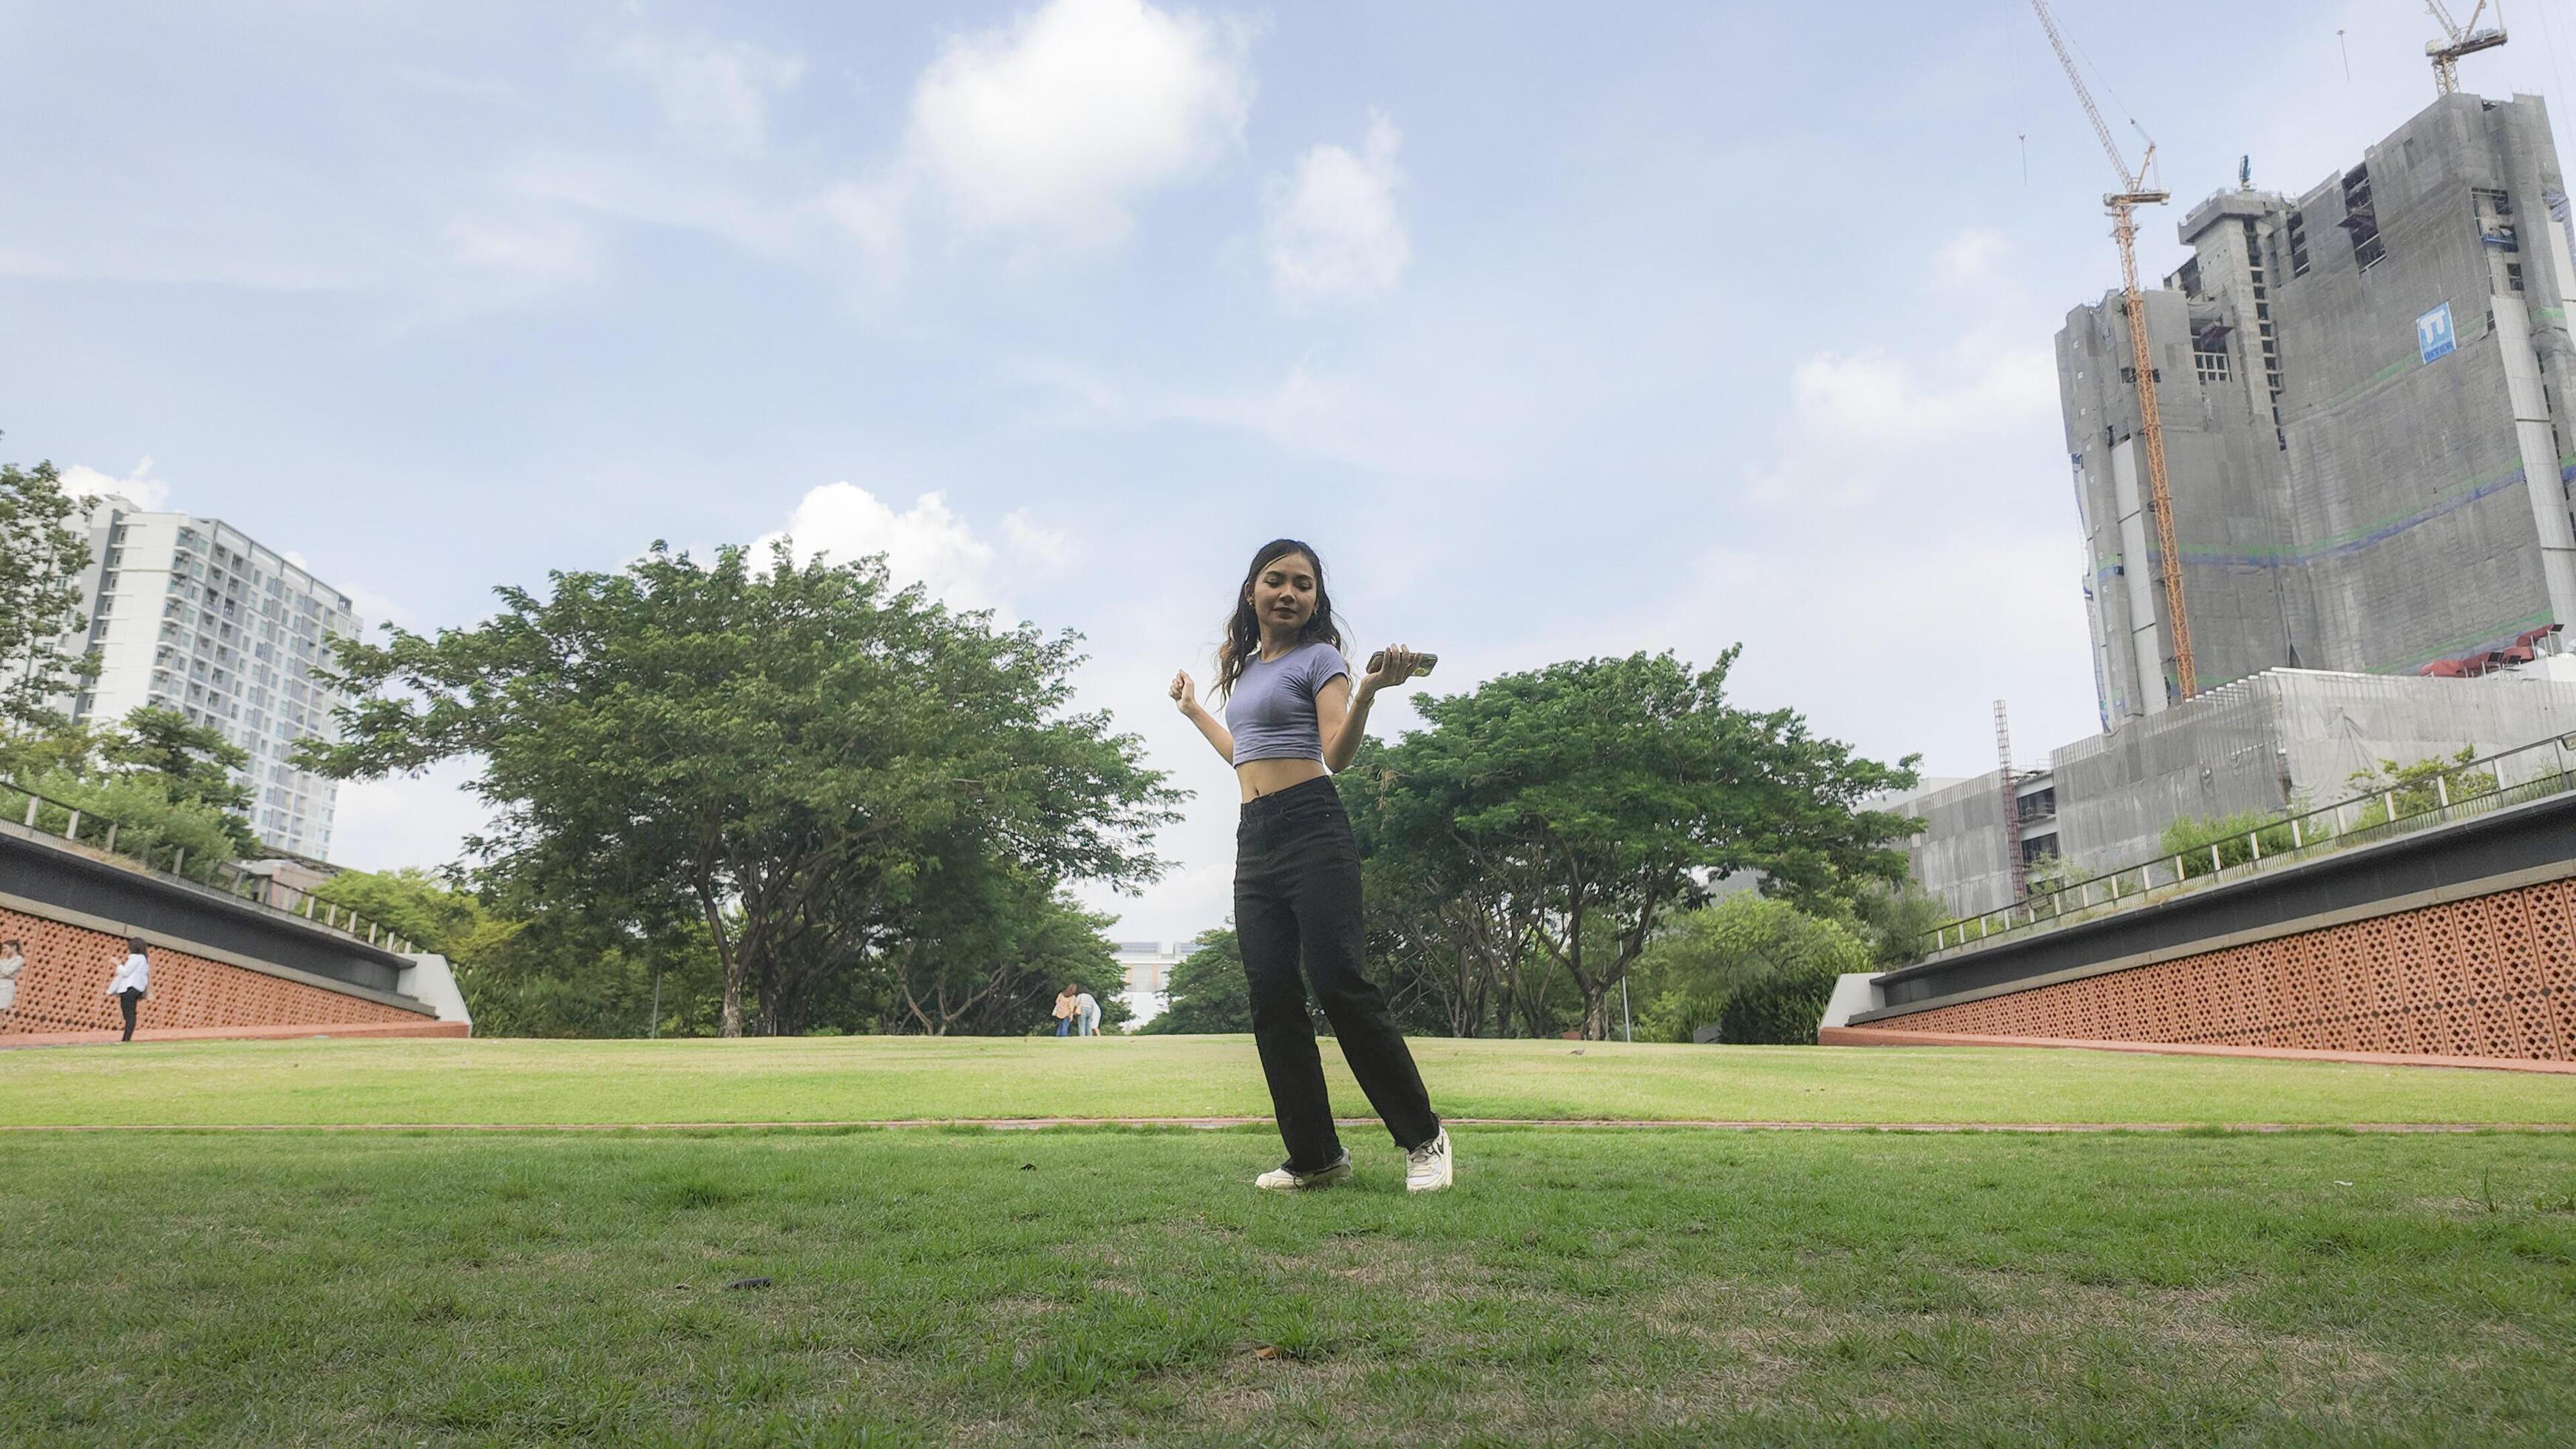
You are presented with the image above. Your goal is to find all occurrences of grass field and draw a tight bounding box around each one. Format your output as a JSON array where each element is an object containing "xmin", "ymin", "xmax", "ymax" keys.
[
  {"xmin": 4, "ymin": 1034, "xmax": 2575, "ymax": 1127},
  {"xmin": 4, "ymin": 1038, "xmax": 2575, "ymax": 1445}
]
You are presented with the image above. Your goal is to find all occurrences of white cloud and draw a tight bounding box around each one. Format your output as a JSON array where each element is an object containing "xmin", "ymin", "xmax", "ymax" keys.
[
  {"xmin": 1749, "ymin": 342, "xmax": 2058, "ymax": 509},
  {"xmin": 1931, "ymin": 226, "xmax": 2006, "ymax": 290},
  {"xmin": 59, "ymin": 458, "xmax": 172, "ymax": 512},
  {"xmin": 814, "ymin": 178, "xmax": 910, "ymax": 269},
  {"xmin": 1617, "ymin": 532, "xmax": 2101, "ymax": 779},
  {"xmin": 607, "ymin": 32, "xmax": 805, "ymax": 158},
  {"xmin": 334, "ymin": 580, "xmax": 413, "ymax": 635},
  {"xmin": 907, "ymin": 0, "xmax": 1254, "ymax": 244},
  {"xmin": 328, "ymin": 759, "xmax": 494, "ymax": 874},
  {"xmin": 757, "ymin": 483, "xmax": 1075, "ymax": 615},
  {"xmin": 1265, "ymin": 111, "xmax": 1409, "ymax": 300},
  {"xmin": 441, "ymin": 211, "xmax": 599, "ymax": 285}
]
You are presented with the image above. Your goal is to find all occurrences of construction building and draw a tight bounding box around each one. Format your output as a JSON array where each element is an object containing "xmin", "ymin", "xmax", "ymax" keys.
[
  {"xmin": 1901, "ymin": 87, "xmax": 2576, "ymax": 920},
  {"xmin": 47, "ymin": 495, "xmax": 363, "ymax": 859},
  {"xmin": 2060, "ymin": 91, "xmax": 2576, "ymax": 724}
]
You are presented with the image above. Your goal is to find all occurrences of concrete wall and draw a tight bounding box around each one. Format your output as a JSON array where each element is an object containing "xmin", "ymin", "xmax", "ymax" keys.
[
  {"xmin": 1, "ymin": 901, "xmax": 439, "ymax": 1039},
  {"xmin": 1899, "ymin": 668, "xmax": 2576, "ymax": 915},
  {"xmin": 2056, "ymin": 668, "xmax": 2576, "ymax": 866},
  {"xmin": 1894, "ymin": 775, "xmax": 2018, "ymax": 918},
  {"xmin": 0, "ymin": 822, "xmax": 441, "ymax": 1039}
]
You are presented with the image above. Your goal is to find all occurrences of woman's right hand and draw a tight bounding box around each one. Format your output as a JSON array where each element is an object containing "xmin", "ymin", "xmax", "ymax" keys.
[{"xmin": 1169, "ymin": 670, "xmax": 1199, "ymax": 715}]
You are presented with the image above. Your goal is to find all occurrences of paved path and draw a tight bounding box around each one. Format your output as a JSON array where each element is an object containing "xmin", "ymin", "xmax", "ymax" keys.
[{"xmin": 2, "ymin": 1116, "xmax": 2567, "ymax": 1133}]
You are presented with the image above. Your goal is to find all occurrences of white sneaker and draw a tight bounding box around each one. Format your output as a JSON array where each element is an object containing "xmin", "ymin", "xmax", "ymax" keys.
[
  {"xmin": 1255, "ymin": 1152, "xmax": 1352, "ymax": 1191},
  {"xmin": 1405, "ymin": 1127, "xmax": 1454, "ymax": 1193}
]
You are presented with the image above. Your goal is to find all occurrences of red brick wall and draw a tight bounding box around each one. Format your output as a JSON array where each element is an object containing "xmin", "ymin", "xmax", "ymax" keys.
[
  {"xmin": 1876, "ymin": 878, "xmax": 2576, "ymax": 1062},
  {"xmin": 0, "ymin": 906, "xmax": 431, "ymax": 1037}
]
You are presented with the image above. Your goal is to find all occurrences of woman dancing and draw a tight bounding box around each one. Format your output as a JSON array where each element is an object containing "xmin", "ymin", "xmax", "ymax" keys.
[{"xmin": 1169, "ymin": 538, "xmax": 1452, "ymax": 1192}]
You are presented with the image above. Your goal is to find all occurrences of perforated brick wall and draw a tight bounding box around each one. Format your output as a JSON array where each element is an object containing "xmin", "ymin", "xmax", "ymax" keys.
[
  {"xmin": 0, "ymin": 905, "xmax": 429, "ymax": 1037},
  {"xmin": 1878, "ymin": 879, "xmax": 2576, "ymax": 1061}
]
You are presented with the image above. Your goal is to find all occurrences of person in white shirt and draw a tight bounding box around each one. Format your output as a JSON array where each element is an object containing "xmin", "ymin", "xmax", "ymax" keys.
[
  {"xmin": 105, "ymin": 937, "xmax": 149, "ymax": 1042},
  {"xmin": 0, "ymin": 938, "xmax": 22, "ymax": 1019},
  {"xmin": 1075, "ymin": 987, "xmax": 1101, "ymax": 1037}
]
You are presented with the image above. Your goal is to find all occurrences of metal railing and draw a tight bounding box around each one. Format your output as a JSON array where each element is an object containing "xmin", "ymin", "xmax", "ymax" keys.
[
  {"xmin": 0, "ymin": 775, "xmax": 413, "ymax": 955},
  {"xmin": 1918, "ymin": 730, "xmax": 2576, "ymax": 957}
]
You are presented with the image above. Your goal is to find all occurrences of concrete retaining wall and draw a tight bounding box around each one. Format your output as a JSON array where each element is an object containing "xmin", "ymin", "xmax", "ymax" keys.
[{"xmin": 0, "ymin": 825, "xmax": 445, "ymax": 1042}]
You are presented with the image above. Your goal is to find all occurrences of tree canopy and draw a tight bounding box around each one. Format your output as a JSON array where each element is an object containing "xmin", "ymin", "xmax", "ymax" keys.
[
  {"xmin": 1142, "ymin": 928, "xmax": 1249, "ymax": 1034},
  {"xmin": 1345, "ymin": 649, "xmax": 1920, "ymax": 1039},
  {"xmin": 0, "ymin": 449, "xmax": 94, "ymax": 737},
  {"xmin": 299, "ymin": 543, "xmax": 1181, "ymax": 1036}
]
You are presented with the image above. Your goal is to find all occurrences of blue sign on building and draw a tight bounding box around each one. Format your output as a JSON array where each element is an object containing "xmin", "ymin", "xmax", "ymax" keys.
[{"xmin": 2418, "ymin": 302, "xmax": 2457, "ymax": 364}]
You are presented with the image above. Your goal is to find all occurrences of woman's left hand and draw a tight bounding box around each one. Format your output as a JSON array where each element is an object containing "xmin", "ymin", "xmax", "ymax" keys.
[{"xmin": 1363, "ymin": 644, "xmax": 1425, "ymax": 693}]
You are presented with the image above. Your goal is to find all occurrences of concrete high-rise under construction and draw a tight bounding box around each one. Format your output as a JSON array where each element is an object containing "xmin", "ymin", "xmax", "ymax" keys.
[{"xmin": 2058, "ymin": 91, "xmax": 2576, "ymax": 727}]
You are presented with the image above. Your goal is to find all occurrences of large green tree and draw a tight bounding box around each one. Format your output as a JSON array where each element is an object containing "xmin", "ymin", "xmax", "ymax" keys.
[
  {"xmin": 0, "ymin": 449, "xmax": 95, "ymax": 737},
  {"xmin": 299, "ymin": 543, "xmax": 1179, "ymax": 1036},
  {"xmin": 1346, "ymin": 649, "xmax": 1920, "ymax": 1039},
  {"xmin": 1142, "ymin": 927, "xmax": 1250, "ymax": 1034}
]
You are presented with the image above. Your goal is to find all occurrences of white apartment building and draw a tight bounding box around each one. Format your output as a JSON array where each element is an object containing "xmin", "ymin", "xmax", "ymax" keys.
[
  {"xmin": 52, "ymin": 496, "xmax": 362, "ymax": 859},
  {"xmin": 1110, "ymin": 934, "xmax": 1213, "ymax": 1027}
]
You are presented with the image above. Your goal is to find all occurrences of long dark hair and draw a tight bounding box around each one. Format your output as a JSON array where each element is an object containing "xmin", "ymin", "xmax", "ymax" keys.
[{"xmin": 1215, "ymin": 538, "xmax": 1344, "ymax": 699}]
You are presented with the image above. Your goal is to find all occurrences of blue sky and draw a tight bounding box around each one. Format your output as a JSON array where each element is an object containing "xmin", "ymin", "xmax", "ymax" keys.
[{"xmin": 7, "ymin": 0, "xmax": 2572, "ymax": 940}]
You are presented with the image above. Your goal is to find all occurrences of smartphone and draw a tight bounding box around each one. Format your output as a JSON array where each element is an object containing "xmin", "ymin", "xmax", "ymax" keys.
[{"xmin": 1366, "ymin": 650, "xmax": 1438, "ymax": 677}]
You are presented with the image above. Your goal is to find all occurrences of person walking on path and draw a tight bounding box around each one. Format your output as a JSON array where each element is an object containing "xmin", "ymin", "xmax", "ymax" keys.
[
  {"xmin": 1075, "ymin": 986, "xmax": 1102, "ymax": 1037},
  {"xmin": 106, "ymin": 937, "xmax": 149, "ymax": 1043},
  {"xmin": 1168, "ymin": 537, "xmax": 1453, "ymax": 1193},
  {"xmin": 1052, "ymin": 983, "xmax": 1079, "ymax": 1037},
  {"xmin": 0, "ymin": 938, "xmax": 22, "ymax": 1022}
]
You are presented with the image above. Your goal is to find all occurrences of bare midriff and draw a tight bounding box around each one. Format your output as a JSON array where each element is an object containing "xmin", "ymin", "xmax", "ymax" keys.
[{"xmin": 1236, "ymin": 757, "xmax": 1330, "ymax": 803}]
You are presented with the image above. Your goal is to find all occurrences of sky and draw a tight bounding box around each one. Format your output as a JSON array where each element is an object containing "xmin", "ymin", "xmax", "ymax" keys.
[{"xmin": 9, "ymin": 0, "xmax": 2576, "ymax": 943}]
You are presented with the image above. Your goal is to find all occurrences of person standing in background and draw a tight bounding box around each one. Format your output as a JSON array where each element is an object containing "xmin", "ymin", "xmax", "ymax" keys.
[
  {"xmin": 1075, "ymin": 985, "xmax": 1101, "ymax": 1037},
  {"xmin": 106, "ymin": 937, "xmax": 149, "ymax": 1043},
  {"xmin": 1053, "ymin": 983, "xmax": 1079, "ymax": 1037},
  {"xmin": 0, "ymin": 938, "xmax": 22, "ymax": 1022}
]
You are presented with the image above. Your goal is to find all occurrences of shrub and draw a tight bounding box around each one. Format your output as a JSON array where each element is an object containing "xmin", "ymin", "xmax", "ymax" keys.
[
  {"xmin": 1629, "ymin": 895, "xmax": 1871, "ymax": 1045},
  {"xmin": 2345, "ymin": 748, "xmax": 2496, "ymax": 829},
  {"xmin": 11, "ymin": 769, "xmax": 243, "ymax": 878},
  {"xmin": 1717, "ymin": 967, "xmax": 1843, "ymax": 1045},
  {"xmin": 2159, "ymin": 809, "xmax": 2299, "ymax": 879}
]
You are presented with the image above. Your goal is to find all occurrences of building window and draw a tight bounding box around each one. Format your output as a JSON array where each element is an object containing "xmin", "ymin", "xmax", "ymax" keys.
[
  {"xmin": 2194, "ymin": 349, "xmax": 2233, "ymax": 382},
  {"xmin": 2342, "ymin": 164, "xmax": 2384, "ymax": 271},
  {"xmin": 2509, "ymin": 262, "xmax": 2526, "ymax": 291},
  {"xmin": 2287, "ymin": 210, "xmax": 2311, "ymax": 276}
]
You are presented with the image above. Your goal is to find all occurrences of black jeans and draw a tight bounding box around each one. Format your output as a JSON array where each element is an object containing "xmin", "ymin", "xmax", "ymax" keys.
[
  {"xmin": 117, "ymin": 988, "xmax": 140, "ymax": 1042},
  {"xmin": 1236, "ymin": 776, "xmax": 1440, "ymax": 1169}
]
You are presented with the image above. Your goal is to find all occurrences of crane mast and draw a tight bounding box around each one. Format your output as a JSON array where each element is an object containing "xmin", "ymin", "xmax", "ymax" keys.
[{"xmin": 2028, "ymin": 0, "xmax": 2194, "ymax": 702}]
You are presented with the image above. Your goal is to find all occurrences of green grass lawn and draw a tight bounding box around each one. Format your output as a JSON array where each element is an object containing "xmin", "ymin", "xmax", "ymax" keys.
[
  {"xmin": 3, "ymin": 1034, "xmax": 2572, "ymax": 1128},
  {"xmin": 5, "ymin": 1126, "xmax": 2573, "ymax": 1445}
]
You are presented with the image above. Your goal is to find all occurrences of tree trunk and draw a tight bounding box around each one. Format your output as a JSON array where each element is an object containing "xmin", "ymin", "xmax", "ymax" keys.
[{"xmin": 705, "ymin": 892, "xmax": 745, "ymax": 1038}]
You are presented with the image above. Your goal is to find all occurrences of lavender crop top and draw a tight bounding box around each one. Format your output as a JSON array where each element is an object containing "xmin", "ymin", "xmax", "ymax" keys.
[{"xmin": 1224, "ymin": 641, "xmax": 1349, "ymax": 764}]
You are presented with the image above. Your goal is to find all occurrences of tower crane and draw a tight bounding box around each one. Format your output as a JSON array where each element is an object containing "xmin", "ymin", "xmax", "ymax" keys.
[
  {"xmin": 2028, "ymin": 0, "xmax": 2195, "ymax": 701},
  {"xmin": 2427, "ymin": 2, "xmax": 2507, "ymax": 96}
]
